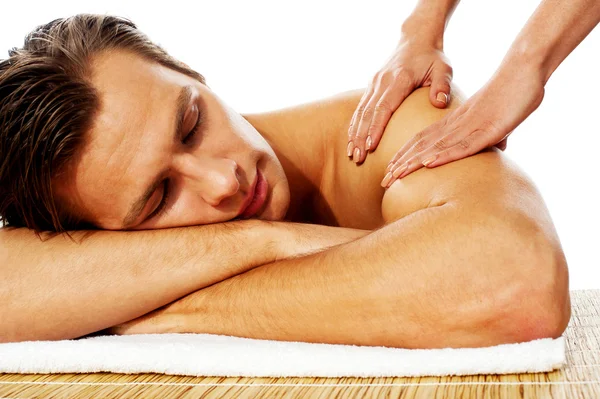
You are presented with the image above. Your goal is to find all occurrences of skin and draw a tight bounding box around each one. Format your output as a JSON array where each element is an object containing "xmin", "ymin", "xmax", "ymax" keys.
[
  {"xmin": 346, "ymin": 0, "xmax": 457, "ymax": 164},
  {"xmin": 347, "ymin": 0, "xmax": 599, "ymax": 185},
  {"xmin": 54, "ymin": 49, "xmax": 468, "ymax": 230},
  {"xmin": 54, "ymin": 48, "xmax": 435, "ymax": 230},
  {"xmin": 50, "ymin": 49, "xmax": 570, "ymax": 346}
]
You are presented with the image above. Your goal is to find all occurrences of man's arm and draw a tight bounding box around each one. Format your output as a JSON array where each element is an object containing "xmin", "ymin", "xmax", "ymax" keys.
[
  {"xmin": 112, "ymin": 187, "xmax": 568, "ymax": 348},
  {"xmin": 0, "ymin": 220, "xmax": 368, "ymax": 343}
]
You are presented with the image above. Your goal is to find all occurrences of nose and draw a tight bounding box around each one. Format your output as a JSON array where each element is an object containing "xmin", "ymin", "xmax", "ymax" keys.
[{"xmin": 175, "ymin": 155, "xmax": 240, "ymax": 207}]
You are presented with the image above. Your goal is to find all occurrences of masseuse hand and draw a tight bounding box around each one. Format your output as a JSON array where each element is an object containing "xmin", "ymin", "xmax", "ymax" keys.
[
  {"xmin": 381, "ymin": 57, "xmax": 544, "ymax": 187},
  {"xmin": 347, "ymin": 35, "xmax": 453, "ymax": 164}
]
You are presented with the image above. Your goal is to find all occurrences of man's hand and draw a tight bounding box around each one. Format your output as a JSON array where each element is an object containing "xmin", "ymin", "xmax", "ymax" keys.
[{"xmin": 381, "ymin": 58, "xmax": 544, "ymax": 187}]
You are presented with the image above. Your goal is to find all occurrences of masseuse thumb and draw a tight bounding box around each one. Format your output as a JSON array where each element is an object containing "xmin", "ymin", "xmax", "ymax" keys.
[{"xmin": 429, "ymin": 67, "xmax": 452, "ymax": 109}]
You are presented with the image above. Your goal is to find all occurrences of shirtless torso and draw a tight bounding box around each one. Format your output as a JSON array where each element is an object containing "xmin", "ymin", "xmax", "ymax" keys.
[
  {"xmin": 102, "ymin": 84, "xmax": 570, "ymax": 347},
  {"xmin": 246, "ymin": 85, "xmax": 550, "ymax": 234},
  {"xmin": 0, "ymin": 49, "xmax": 570, "ymax": 345}
]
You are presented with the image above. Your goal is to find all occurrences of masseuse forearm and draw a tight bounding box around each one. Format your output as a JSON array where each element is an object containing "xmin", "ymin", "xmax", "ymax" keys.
[
  {"xmin": 0, "ymin": 220, "xmax": 280, "ymax": 343},
  {"xmin": 507, "ymin": 0, "xmax": 599, "ymax": 83},
  {"xmin": 171, "ymin": 202, "xmax": 553, "ymax": 348},
  {"xmin": 401, "ymin": 0, "xmax": 460, "ymax": 48}
]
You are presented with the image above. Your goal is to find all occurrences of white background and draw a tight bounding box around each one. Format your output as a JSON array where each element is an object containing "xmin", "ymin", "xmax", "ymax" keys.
[{"xmin": 1, "ymin": 0, "xmax": 598, "ymax": 289}]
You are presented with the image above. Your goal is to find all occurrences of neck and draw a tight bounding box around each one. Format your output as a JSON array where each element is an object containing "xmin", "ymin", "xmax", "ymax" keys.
[{"xmin": 241, "ymin": 91, "xmax": 356, "ymax": 221}]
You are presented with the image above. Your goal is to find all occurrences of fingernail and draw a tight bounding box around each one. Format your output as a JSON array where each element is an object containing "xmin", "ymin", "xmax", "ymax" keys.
[
  {"xmin": 386, "ymin": 162, "xmax": 395, "ymax": 172},
  {"xmin": 353, "ymin": 147, "xmax": 361, "ymax": 162},
  {"xmin": 392, "ymin": 162, "xmax": 408, "ymax": 178},
  {"xmin": 436, "ymin": 92, "xmax": 447, "ymax": 104},
  {"xmin": 366, "ymin": 136, "xmax": 372, "ymax": 151},
  {"xmin": 422, "ymin": 155, "xmax": 437, "ymax": 166},
  {"xmin": 347, "ymin": 141, "xmax": 354, "ymax": 157},
  {"xmin": 381, "ymin": 172, "xmax": 393, "ymax": 187}
]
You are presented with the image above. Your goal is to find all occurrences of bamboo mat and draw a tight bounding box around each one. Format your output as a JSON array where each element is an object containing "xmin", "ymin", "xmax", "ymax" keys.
[{"xmin": 0, "ymin": 289, "xmax": 598, "ymax": 399}]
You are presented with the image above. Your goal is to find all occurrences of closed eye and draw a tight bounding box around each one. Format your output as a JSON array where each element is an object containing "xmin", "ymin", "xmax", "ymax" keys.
[
  {"xmin": 183, "ymin": 106, "xmax": 203, "ymax": 145},
  {"xmin": 146, "ymin": 102, "xmax": 204, "ymax": 223},
  {"xmin": 147, "ymin": 179, "xmax": 171, "ymax": 221}
]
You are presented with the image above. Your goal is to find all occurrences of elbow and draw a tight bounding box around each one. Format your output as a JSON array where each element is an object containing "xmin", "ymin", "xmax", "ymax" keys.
[{"xmin": 498, "ymin": 222, "xmax": 571, "ymax": 344}]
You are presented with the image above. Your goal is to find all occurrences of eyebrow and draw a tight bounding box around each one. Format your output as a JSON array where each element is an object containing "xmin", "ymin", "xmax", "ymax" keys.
[{"xmin": 121, "ymin": 85, "xmax": 194, "ymax": 229}]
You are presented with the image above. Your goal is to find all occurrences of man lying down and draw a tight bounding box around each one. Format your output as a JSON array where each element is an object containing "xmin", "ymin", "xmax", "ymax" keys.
[{"xmin": 0, "ymin": 14, "xmax": 571, "ymax": 347}]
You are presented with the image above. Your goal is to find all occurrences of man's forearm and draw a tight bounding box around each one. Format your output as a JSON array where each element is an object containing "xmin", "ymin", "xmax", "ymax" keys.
[
  {"xmin": 0, "ymin": 220, "xmax": 283, "ymax": 343},
  {"xmin": 0, "ymin": 219, "xmax": 369, "ymax": 343},
  {"xmin": 506, "ymin": 0, "xmax": 599, "ymax": 83},
  {"xmin": 401, "ymin": 0, "xmax": 460, "ymax": 48},
  {"xmin": 152, "ymin": 201, "xmax": 560, "ymax": 349}
]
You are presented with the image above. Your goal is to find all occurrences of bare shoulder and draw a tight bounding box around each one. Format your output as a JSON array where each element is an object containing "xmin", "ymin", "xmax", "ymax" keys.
[
  {"xmin": 324, "ymin": 86, "xmax": 555, "ymax": 236},
  {"xmin": 375, "ymin": 88, "xmax": 555, "ymax": 240}
]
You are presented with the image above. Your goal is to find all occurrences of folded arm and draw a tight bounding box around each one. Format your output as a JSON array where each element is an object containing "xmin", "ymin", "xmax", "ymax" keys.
[
  {"xmin": 0, "ymin": 220, "xmax": 367, "ymax": 343},
  {"xmin": 112, "ymin": 154, "xmax": 570, "ymax": 348}
]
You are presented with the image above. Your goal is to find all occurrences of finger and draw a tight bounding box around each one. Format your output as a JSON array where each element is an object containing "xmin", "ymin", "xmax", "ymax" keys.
[
  {"xmin": 495, "ymin": 137, "xmax": 508, "ymax": 151},
  {"xmin": 381, "ymin": 156, "xmax": 425, "ymax": 187},
  {"xmin": 348, "ymin": 89, "xmax": 372, "ymax": 143},
  {"xmin": 383, "ymin": 124, "xmax": 457, "ymax": 186},
  {"xmin": 385, "ymin": 122, "xmax": 440, "ymax": 172},
  {"xmin": 351, "ymin": 91, "xmax": 381, "ymax": 164},
  {"xmin": 429, "ymin": 65, "xmax": 453, "ymax": 109},
  {"xmin": 388, "ymin": 129, "xmax": 490, "ymax": 185},
  {"xmin": 366, "ymin": 85, "xmax": 414, "ymax": 155},
  {"xmin": 353, "ymin": 69, "xmax": 416, "ymax": 164},
  {"xmin": 381, "ymin": 134, "xmax": 436, "ymax": 187},
  {"xmin": 385, "ymin": 106, "xmax": 462, "ymax": 173},
  {"xmin": 421, "ymin": 130, "xmax": 489, "ymax": 170},
  {"xmin": 347, "ymin": 87, "xmax": 375, "ymax": 158}
]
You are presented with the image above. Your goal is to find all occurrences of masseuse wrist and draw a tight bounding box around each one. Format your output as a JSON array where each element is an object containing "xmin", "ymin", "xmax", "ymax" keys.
[
  {"xmin": 400, "ymin": 12, "xmax": 445, "ymax": 50},
  {"xmin": 501, "ymin": 44, "xmax": 548, "ymax": 87},
  {"xmin": 505, "ymin": 39, "xmax": 554, "ymax": 85}
]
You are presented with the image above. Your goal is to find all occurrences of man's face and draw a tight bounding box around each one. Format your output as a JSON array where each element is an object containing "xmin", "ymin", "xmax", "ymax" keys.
[{"xmin": 56, "ymin": 50, "xmax": 290, "ymax": 230}]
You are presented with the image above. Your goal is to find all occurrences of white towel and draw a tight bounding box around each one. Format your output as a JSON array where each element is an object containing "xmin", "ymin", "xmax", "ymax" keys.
[{"xmin": 0, "ymin": 333, "xmax": 565, "ymax": 377}]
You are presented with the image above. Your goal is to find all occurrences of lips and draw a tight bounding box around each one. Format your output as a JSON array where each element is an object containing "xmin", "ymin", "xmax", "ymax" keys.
[
  {"xmin": 238, "ymin": 170, "xmax": 259, "ymax": 217},
  {"xmin": 239, "ymin": 168, "xmax": 267, "ymax": 219}
]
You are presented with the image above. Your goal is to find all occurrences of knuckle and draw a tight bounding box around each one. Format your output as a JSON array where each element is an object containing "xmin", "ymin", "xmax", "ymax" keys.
[
  {"xmin": 414, "ymin": 139, "xmax": 429, "ymax": 152},
  {"xmin": 414, "ymin": 130, "xmax": 428, "ymax": 142},
  {"xmin": 438, "ymin": 81, "xmax": 451, "ymax": 92},
  {"xmin": 356, "ymin": 131, "xmax": 368, "ymax": 139},
  {"xmin": 392, "ymin": 67, "xmax": 413, "ymax": 85},
  {"xmin": 348, "ymin": 118, "xmax": 358, "ymax": 131},
  {"xmin": 373, "ymin": 70, "xmax": 384, "ymax": 83},
  {"xmin": 373, "ymin": 101, "xmax": 393, "ymax": 119},
  {"xmin": 458, "ymin": 137, "xmax": 472, "ymax": 150},
  {"xmin": 368, "ymin": 119, "xmax": 385, "ymax": 137},
  {"xmin": 368, "ymin": 120, "xmax": 381, "ymax": 132},
  {"xmin": 361, "ymin": 106, "xmax": 374, "ymax": 119},
  {"xmin": 433, "ymin": 138, "xmax": 447, "ymax": 150},
  {"xmin": 379, "ymin": 69, "xmax": 394, "ymax": 83},
  {"xmin": 356, "ymin": 125, "xmax": 369, "ymax": 139},
  {"xmin": 480, "ymin": 119, "xmax": 500, "ymax": 134}
]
